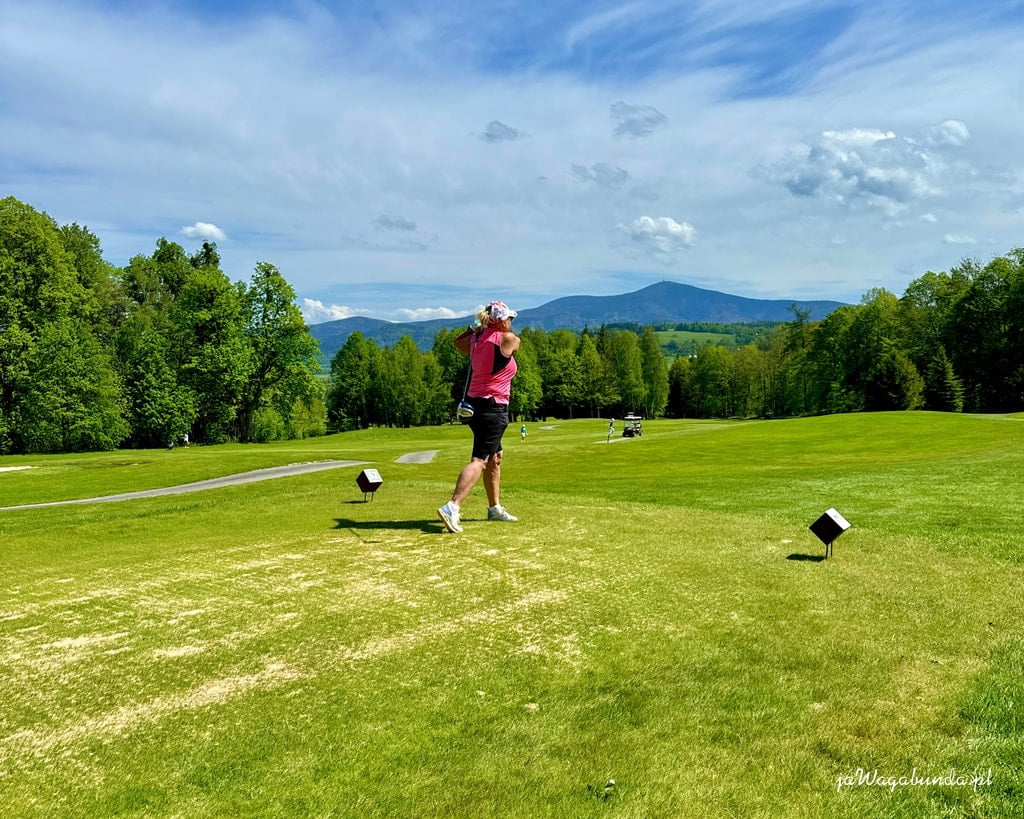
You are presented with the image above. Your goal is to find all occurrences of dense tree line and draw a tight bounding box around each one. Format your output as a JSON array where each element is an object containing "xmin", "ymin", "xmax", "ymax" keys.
[
  {"xmin": 666, "ymin": 250, "xmax": 1024, "ymax": 418},
  {"xmin": 325, "ymin": 323, "xmax": 670, "ymax": 429},
  {"xmin": 1, "ymin": 197, "xmax": 324, "ymax": 453}
]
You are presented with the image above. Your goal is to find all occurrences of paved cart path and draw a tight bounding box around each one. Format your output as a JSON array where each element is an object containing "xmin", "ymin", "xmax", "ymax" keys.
[
  {"xmin": 0, "ymin": 460, "xmax": 368, "ymax": 511},
  {"xmin": 394, "ymin": 450, "xmax": 438, "ymax": 464}
]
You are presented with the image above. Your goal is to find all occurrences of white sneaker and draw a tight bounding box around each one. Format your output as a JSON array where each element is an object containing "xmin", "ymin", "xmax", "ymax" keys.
[
  {"xmin": 437, "ymin": 502, "xmax": 462, "ymax": 533},
  {"xmin": 487, "ymin": 505, "xmax": 518, "ymax": 522}
]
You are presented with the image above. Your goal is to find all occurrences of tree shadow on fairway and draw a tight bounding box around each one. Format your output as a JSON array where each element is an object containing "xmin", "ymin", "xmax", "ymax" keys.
[
  {"xmin": 333, "ymin": 518, "xmax": 439, "ymax": 534},
  {"xmin": 786, "ymin": 553, "xmax": 826, "ymax": 562}
]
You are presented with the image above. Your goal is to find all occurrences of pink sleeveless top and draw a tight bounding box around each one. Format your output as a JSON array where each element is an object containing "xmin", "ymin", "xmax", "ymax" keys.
[{"xmin": 468, "ymin": 327, "xmax": 518, "ymax": 404}]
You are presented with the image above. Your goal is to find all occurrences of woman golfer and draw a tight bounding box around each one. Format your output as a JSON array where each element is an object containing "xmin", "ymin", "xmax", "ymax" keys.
[{"xmin": 438, "ymin": 301, "xmax": 520, "ymax": 533}]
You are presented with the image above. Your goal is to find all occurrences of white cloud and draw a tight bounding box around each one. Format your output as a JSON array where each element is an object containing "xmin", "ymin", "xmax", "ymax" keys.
[
  {"xmin": 622, "ymin": 215, "xmax": 696, "ymax": 261},
  {"xmin": 302, "ymin": 299, "xmax": 463, "ymax": 324},
  {"xmin": 394, "ymin": 306, "xmax": 463, "ymax": 321},
  {"xmin": 301, "ymin": 299, "xmax": 360, "ymax": 323},
  {"xmin": 927, "ymin": 119, "xmax": 972, "ymax": 147},
  {"xmin": 920, "ymin": 212, "xmax": 938, "ymax": 223},
  {"xmin": 765, "ymin": 123, "xmax": 962, "ymax": 212},
  {"xmin": 181, "ymin": 221, "xmax": 227, "ymax": 241},
  {"xmin": 943, "ymin": 233, "xmax": 977, "ymax": 245},
  {"xmin": 822, "ymin": 127, "xmax": 896, "ymax": 147}
]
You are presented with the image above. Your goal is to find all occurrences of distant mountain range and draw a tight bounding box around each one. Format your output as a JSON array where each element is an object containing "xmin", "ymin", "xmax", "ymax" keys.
[{"xmin": 308, "ymin": 280, "xmax": 847, "ymax": 363}]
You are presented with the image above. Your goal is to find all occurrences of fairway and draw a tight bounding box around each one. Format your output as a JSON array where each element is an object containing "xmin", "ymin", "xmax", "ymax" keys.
[{"xmin": 1, "ymin": 414, "xmax": 1022, "ymax": 817}]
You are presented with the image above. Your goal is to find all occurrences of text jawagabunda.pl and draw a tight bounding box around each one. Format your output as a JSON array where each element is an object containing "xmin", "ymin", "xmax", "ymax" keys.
[{"xmin": 836, "ymin": 768, "xmax": 993, "ymax": 793}]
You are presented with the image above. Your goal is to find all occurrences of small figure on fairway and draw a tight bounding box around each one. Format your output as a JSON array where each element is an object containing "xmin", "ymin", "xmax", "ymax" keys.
[
  {"xmin": 520, "ymin": 424, "xmax": 527, "ymax": 442},
  {"xmin": 607, "ymin": 418, "xmax": 614, "ymax": 443},
  {"xmin": 182, "ymin": 432, "xmax": 189, "ymax": 447},
  {"xmin": 438, "ymin": 301, "xmax": 520, "ymax": 533}
]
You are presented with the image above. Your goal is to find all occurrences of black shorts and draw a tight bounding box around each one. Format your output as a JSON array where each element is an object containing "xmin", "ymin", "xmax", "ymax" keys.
[{"xmin": 467, "ymin": 396, "xmax": 509, "ymax": 460}]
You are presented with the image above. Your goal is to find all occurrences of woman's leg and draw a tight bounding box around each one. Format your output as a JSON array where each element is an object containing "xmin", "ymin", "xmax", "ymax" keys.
[
  {"xmin": 452, "ymin": 457, "xmax": 488, "ymax": 505},
  {"xmin": 482, "ymin": 450, "xmax": 502, "ymax": 507}
]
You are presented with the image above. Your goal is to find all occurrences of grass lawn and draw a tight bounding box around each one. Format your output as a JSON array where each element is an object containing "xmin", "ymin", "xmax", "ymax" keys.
[
  {"xmin": 1, "ymin": 413, "xmax": 1022, "ymax": 817},
  {"xmin": 654, "ymin": 329, "xmax": 735, "ymax": 351}
]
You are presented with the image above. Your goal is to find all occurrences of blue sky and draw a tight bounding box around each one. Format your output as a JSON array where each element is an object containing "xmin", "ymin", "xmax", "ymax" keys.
[{"xmin": 3, "ymin": 0, "xmax": 1024, "ymax": 323}]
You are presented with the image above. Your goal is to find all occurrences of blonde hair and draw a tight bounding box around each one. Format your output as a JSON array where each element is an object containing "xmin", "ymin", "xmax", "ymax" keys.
[{"xmin": 473, "ymin": 305, "xmax": 509, "ymax": 332}]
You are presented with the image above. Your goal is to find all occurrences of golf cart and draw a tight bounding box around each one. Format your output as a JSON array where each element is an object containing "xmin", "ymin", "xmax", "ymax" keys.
[{"xmin": 622, "ymin": 414, "xmax": 643, "ymax": 438}]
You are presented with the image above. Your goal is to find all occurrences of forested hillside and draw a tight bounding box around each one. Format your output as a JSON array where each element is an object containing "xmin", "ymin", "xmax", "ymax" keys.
[{"xmin": 3, "ymin": 195, "xmax": 1023, "ymax": 453}]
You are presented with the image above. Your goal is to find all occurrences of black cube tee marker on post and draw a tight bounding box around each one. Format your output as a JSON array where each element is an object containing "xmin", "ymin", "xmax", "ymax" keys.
[
  {"xmin": 809, "ymin": 508, "xmax": 850, "ymax": 558},
  {"xmin": 356, "ymin": 468, "xmax": 383, "ymax": 501}
]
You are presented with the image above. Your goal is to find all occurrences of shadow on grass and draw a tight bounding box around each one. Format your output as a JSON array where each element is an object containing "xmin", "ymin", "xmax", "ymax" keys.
[
  {"xmin": 786, "ymin": 553, "xmax": 826, "ymax": 562},
  {"xmin": 333, "ymin": 518, "xmax": 439, "ymax": 534}
]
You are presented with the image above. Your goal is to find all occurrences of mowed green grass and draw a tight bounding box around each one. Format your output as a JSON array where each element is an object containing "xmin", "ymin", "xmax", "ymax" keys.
[
  {"xmin": 1, "ymin": 413, "xmax": 1022, "ymax": 817},
  {"xmin": 654, "ymin": 329, "xmax": 735, "ymax": 349}
]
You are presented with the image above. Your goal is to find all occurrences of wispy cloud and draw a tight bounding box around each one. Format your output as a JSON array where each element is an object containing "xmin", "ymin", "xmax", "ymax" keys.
[
  {"xmin": 571, "ymin": 162, "xmax": 631, "ymax": 189},
  {"xmin": 610, "ymin": 101, "xmax": 667, "ymax": 138},
  {"xmin": 374, "ymin": 215, "xmax": 418, "ymax": 231},
  {"xmin": 481, "ymin": 120, "xmax": 526, "ymax": 142}
]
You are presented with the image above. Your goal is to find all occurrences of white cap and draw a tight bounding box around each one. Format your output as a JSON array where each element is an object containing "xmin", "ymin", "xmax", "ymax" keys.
[{"xmin": 488, "ymin": 300, "xmax": 518, "ymax": 321}]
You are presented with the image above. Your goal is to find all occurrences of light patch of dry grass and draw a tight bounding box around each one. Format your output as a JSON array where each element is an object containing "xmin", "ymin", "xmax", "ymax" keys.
[
  {"xmin": 335, "ymin": 586, "xmax": 586, "ymax": 663},
  {"xmin": 0, "ymin": 661, "xmax": 303, "ymax": 766}
]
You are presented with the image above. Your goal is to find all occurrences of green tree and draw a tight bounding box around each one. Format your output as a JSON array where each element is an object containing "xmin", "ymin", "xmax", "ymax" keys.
[
  {"xmin": 576, "ymin": 333, "xmax": 613, "ymax": 417},
  {"xmin": 666, "ymin": 355, "xmax": 694, "ymax": 417},
  {"xmin": 608, "ymin": 330, "xmax": 646, "ymax": 415},
  {"xmin": 639, "ymin": 326, "xmax": 669, "ymax": 418},
  {"xmin": 391, "ymin": 336, "xmax": 425, "ymax": 427},
  {"xmin": 542, "ymin": 329, "xmax": 584, "ymax": 417},
  {"xmin": 369, "ymin": 344, "xmax": 404, "ymax": 427},
  {"xmin": 1003, "ymin": 249, "xmax": 1024, "ymax": 406},
  {"xmin": 509, "ymin": 334, "xmax": 543, "ymax": 420},
  {"xmin": 776, "ymin": 306, "xmax": 814, "ymax": 415},
  {"xmin": 59, "ymin": 223, "xmax": 123, "ymax": 344},
  {"xmin": 238, "ymin": 262, "xmax": 323, "ymax": 442},
  {"xmin": 14, "ymin": 317, "xmax": 128, "ymax": 452},
  {"xmin": 170, "ymin": 267, "xmax": 253, "ymax": 442},
  {"xmin": 863, "ymin": 343, "xmax": 924, "ymax": 411},
  {"xmin": 433, "ymin": 327, "xmax": 471, "ymax": 406},
  {"xmin": 116, "ymin": 312, "xmax": 195, "ymax": 447},
  {"xmin": 1, "ymin": 197, "xmax": 89, "ymax": 452},
  {"xmin": 923, "ymin": 346, "xmax": 964, "ymax": 412},
  {"xmin": 805, "ymin": 305, "xmax": 859, "ymax": 413},
  {"xmin": 418, "ymin": 352, "xmax": 453, "ymax": 425},
  {"xmin": 327, "ymin": 331, "xmax": 378, "ymax": 431},
  {"xmin": 730, "ymin": 343, "xmax": 765, "ymax": 418},
  {"xmin": 690, "ymin": 345, "xmax": 732, "ymax": 417},
  {"xmin": 946, "ymin": 253, "xmax": 1021, "ymax": 410}
]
